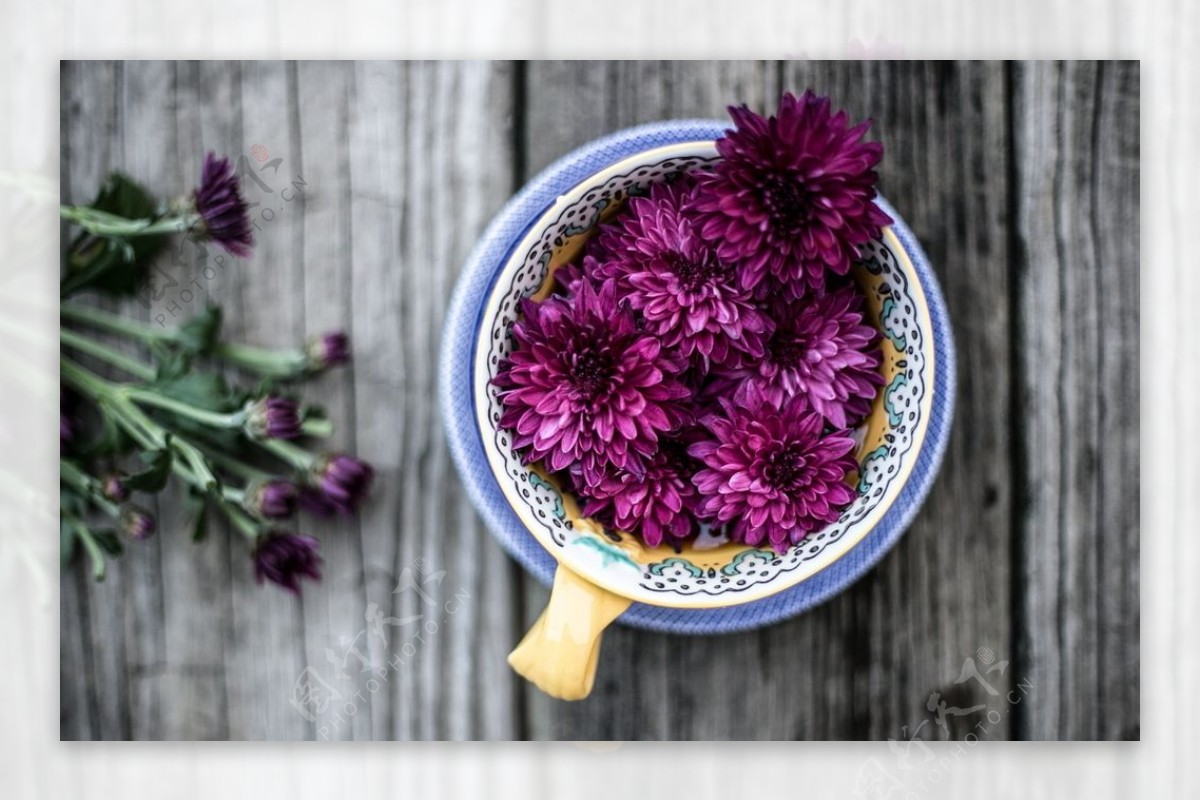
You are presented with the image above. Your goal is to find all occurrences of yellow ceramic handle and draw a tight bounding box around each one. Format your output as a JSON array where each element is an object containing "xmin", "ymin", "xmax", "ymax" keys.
[{"xmin": 507, "ymin": 564, "xmax": 632, "ymax": 701}]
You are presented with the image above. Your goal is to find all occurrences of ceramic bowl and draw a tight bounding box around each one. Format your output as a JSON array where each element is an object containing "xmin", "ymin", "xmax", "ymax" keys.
[{"xmin": 440, "ymin": 121, "xmax": 955, "ymax": 700}]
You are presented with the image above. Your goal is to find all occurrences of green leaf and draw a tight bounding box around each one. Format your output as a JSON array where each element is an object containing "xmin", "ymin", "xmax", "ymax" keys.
[
  {"xmin": 91, "ymin": 528, "xmax": 124, "ymax": 557},
  {"xmin": 302, "ymin": 403, "xmax": 328, "ymax": 423},
  {"xmin": 152, "ymin": 371, "xmax": 237, "ymax": 412},
  {"xmin": 148, "ymin": 371, "xmax": 242, "ymax": 449},
  {"xmin": 151, "ymin": 344, "xmax": 193, "ymax": 382},
  {"xmin": 176, "ymin": 305, "xmax": 223, "ymax": 355},
  {"xmin": 61, "ymin": 173, "xmax": 169, "ymax": 298},
  {"xmin": 125, "ymin": 447, "xmax": 173, "ymax": 493},
  {"xmin": 81, "ymin": 404, "xmax": 131, "ymax": 458}
]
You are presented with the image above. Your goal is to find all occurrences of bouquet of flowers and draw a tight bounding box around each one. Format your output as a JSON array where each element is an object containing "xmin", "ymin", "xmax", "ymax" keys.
[
  {"xmin": 494, "ymin": 91, "xmax": 889, "ymax": 553},
  {"xmin": 60, "ymin": 153, "xmax": 373, "ymax": 594}
]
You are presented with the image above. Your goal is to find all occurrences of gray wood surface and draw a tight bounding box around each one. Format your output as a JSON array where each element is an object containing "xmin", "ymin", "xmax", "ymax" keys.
[{"xmin": 59, "ymin": 60, "xmax": 1139, "ymax": 741}]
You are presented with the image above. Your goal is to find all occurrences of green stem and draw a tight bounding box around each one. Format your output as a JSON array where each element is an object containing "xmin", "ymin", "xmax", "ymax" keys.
[
  {"xmin": 117, "ymin": 401, "xmax": 220, "ymax": 491},
  {"xmin": 212, "ymin": 341, "xmax": 309, "ymax": 379},
  {"xmin": 194, "ymin": 443, "xmax": 272, "ymax": 482},
  {"xmin": 61, "ymin": 357, "xmax": 221, "ymax": 491},
  {"xmin": 59, "ymin": 460, "xmax": 92, "ymax": 492},
  {"xmin": 60, "ymin": 328, "xmax": 156, "ymax": 381},
  {"xmin": 61, "ymin": 302, "xmax": 168, "ymax": 344},
  {"xmin": 301, "ymin": 417, "xmax": 333, "ymax": 438},
  {"xmin": 218, "ymin": 497, "xmax": 262, "ymax": 543},
  {"xmin": 60, "ymin": 355, "xmax": 114, "ymax": 398},
  {"xmin": 124, "ymin": 387, "xmax": 246, "ymax": 430},
  {"xmin": 63, "ymin": 301, "xmax": 311, "ymax": 379},
  {"xmin": 59, "ymin": 461, "xmax": 120, "ymax": 518},
  {"xmin": 261, "ymin": 438, "xmax": 318, "ymax": 472},
  {"xmin": 60, "ymin": 205, "xmax": 197, "ymax": 238},
  {"xmin": 70, "ymin": 518, "xmax": 108, "ymax": 581}
]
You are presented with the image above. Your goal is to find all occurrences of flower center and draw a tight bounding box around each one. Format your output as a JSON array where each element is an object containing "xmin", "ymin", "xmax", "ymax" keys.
[
  {"xmin": 567, "ymin": 348, "xmax": 615, "ymax": 400},
  {"xmin": 663, "ymin": 251, "xmax": 727, "ymax": 292},
  {"xmin": 762, "ymin": 172, "xmax": 814, "ymax": 235},
  {"xmin": 768, "ymin": 329, "xmax": 809, "ymax": 368},
  {"xmin": 762, "ymin": 443, "xmax": 815, "ymax": 491},
  {"xmin": 658, "ymin": 438, "xmax": 697, "ymax": 478}
]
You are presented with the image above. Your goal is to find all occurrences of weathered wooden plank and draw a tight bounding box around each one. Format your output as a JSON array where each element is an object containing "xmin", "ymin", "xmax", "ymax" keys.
[
  {"xmin": 379, "ymin": 60, "xmax": 523, "ymax": 741},
  {"xmin": 344, "ymin": 59, "xmax": 409, "ymax": 743},
  {"xmin": 291, "ymin": 60, "xmax": 375, "ymax": 742},
  {"xmin": 1091, "ymin": 62, "xmax": 1140, "ymax": 742},
  {"xmin": 60, "ymin": 59, "xmax": 134, "ymax": 742},
  {"xmin": 149, "ymin": 60, "xmax": 242, "ymax": 740},
  {"xmin": 59, "ymin": 59, "xmax": 106, "ymax": 743},
  {"xmin": 114, "ymin": 59, "xmax": 176, "ymax": 742},
  {"xmin": 217, "ymin": 60, "xmax": 314, "ymax": 741},
  {"xmin": 418, "ymin": 61, "xmax": 524, "ymax": 742},
  {"xmin": 1013, "ymin": 60, "xmax": 1140, "ymax": 740}
]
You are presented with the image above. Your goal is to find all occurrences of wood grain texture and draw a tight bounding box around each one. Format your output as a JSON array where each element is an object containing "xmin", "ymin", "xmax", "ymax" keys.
[
  {"xmin": 1012, "ymin": 60, "xmax": 1140, "ymax": 741},
  {"xmin": 59, "ymin": 59, "xmax": 1139, "ymax": 741},
  {"xmin": 60, "ymin": 60, "xmax": 136, "ymax": 742}
]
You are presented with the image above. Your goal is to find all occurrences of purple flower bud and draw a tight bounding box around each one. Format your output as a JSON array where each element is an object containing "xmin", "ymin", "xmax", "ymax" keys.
[
  {"xmin": 247, "ymin": 479, "xmax": 299, "ymax": 520},
  {"xmin": 101, "ymin": 473, "xmax": 130, "ymax": 503},
  {"xmin": 306, "ymin": 331, "xmax": 351, "ymax": 371},
  {"xmin": 120, "ymin": 506, "xmax": 156, "ymax": 541},
  {"xmin": 253, "ymin": 531, "xmax": 322, "ymax": 594},
  {"xmin": 245, "ymin": 396, "xmax": 302, "ymax": 440},
  {"xmin": 306, "ymin": 454, "xmax": 374, "ymax": 515},
  {"xmin": 194, "ymin": 152, "xmax": 254, "ymax": 258}
]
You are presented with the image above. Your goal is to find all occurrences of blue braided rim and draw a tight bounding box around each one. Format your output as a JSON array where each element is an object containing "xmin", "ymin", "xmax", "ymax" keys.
[{"xmin": 438, "ymin": 120, "xmax": 956, "ymax": 635}]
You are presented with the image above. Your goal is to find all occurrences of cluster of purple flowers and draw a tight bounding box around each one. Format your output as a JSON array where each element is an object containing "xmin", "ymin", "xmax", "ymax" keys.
[
  {"xmin": 60, "ymin": 152, "xmax": 373, "ymax": 596},
  {"xmin": 495, "ymin": 92, "xmax": 890, "ymax": 553}
]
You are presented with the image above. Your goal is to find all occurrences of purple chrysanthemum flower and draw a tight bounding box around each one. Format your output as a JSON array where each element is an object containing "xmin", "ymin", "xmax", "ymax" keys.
[
  {"xmin": 253, "ymin": 531, "xmax": 322, "ymax": 594},
  {"xmin": 304, "ymin": 454, "xmax": 374, "ymax": 515},
  {"xmin": 708, "ymin": 286, "xmax": 884, "ymax": 429},
  {"xmin": 552, "ymin": 259, "xmax": 590, "ymax": 297},
  {"xmin": 572, "ymin": 437, "xmax": 702, "ymax": 548},
  {"xmin": 194, "ymin": 152, "xmax": 254, "ymax": 257},
  {"xmin": 120, "ymin": 506, "xmax": 157, "ymax": 541},
  {"xmin": 586, "ymin": 181, "xmax": 768, "ymax": 368},
  {"xmin": 244, "ymin": 396, "xmax": 302, "ymax": 440},
  {"xmin": 693, "ymin": 91, "xmax": 892, "ymax": 298},
  {"xmin": 690, "ymin": 387, "xmax": 858, "ymax": 553},
  {"xmin": 306, "ymin": 331, "xmax": 351, "ymax": 371},
  {"xmin": 247, "ymin": 478, "xmax": 299, "ymax": 520},
  {"xmin": 494, "ymin": 279, "xmax": 690, "ymax": 485}
]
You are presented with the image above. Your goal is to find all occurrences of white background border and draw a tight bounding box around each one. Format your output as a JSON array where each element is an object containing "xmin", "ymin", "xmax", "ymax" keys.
[{"xmin": 0, "ymin": 1, "xmax": 1180, "ymax": 797}]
